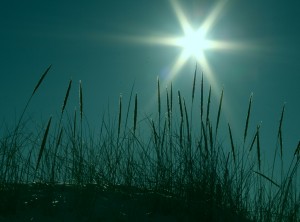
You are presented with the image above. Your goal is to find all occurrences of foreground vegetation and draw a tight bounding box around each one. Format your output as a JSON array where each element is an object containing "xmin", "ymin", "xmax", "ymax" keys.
[{"xmin": 0, "ymin": 65, "xmax": 299, "ymax": 221}]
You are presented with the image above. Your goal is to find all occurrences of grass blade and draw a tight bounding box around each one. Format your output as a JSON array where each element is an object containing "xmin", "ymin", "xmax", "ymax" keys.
[
  {"xmin": 253, "ymin": 171, "xmax": 280, "ymax": 188},
  {"xmin": 56, "ymin": 128, "xmax": 63, "ymax": 148},
  {"xmin": 118, "ymin": 94, "xmax": 122, "ymax": 137},
  {"xmin": 183, "ymin": 98, "xmax": 190, "ymax": 139},
  {"xmin": 161, "ymin": 120, "xmax": 167, "ymax": 149},
  {"xmin": 244, "ymin": 93, "xmax": 253, "ymax": 143},
  {"xmin": 166, "ymin": 87, "xmax": 171, "ymax": 130},
  {"xmin": 200, "ymin": 72, "xmax": 204, "ymax": 120},
  {"xmin": 73, "ymin": 109, "xmax": 76, "ymax": 139},
  {"xmin": 178, "ymin": 91, "xmax": 183, "ymax": 119},
  {"xmin": 61, "ymin": 79, "xmax": 72, "ymax": 115},
  {"xmin": 215, "ymin": 89, "xmax": 224, "ymax": 137},
  {"xmin": 206, "ymin": 86, "xmax": 211, "ymax": 125},
  {"xmin": 202, "ymin": 121, "xmax": 208, "ymax": 155},
  {"xmin": 152, "ymin": 120, "xmax": 158, "ymax": 147},
  {"xmin": 277, "ymin": 104, "xmax": 285, "ymax": 159},
  {"xmin": 249, "ymin": 131, "xmax": 258, "ymax": 152},
  {"xmin": 36, "ymin": 116, "xmax": 52, "ymax": 171},
  {"xmin": 32, "ymin": 65, "xmax": 52, "ymax": 96},
  {"xmin": 170, "ymin": 82, "xmax": 173, "ymax": 114},
  {"xmin": 133, "ymin": 94, "xmax": 138, "ymax": 134},
  {"xmin": 294, "ymin": 141, "xmax": 300, "ymax": 158},
  {"xmin": 256, "ymin": 124, "xmax": 261, "ymax": 171},
  {"xmin": 192, "ymin": 64, "xmax": 197, "ymax": 103},
  {"xmin": 157, "ymin": 77, "xmax": 161, "ymax": 120},
  {"xmin": 79, "ymin": 80, "xmax": 83, "ymax": 121},
  {"xmin": 124, "ymin": 81, "xmax": 135, "ymax": 131},
  {"xmin": 228, "ymin": 123, "xmax": 236, "ymax": 165}
]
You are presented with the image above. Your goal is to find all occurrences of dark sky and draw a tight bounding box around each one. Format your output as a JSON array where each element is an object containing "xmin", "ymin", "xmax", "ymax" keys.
[{"xmin": 1, "ymin": 0, "xmax": 300, "ymax": 167}]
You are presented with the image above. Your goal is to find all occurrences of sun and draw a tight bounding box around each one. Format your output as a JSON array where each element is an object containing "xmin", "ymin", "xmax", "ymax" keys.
[
  {"xmin": 112, "ymin": 0, "xmax": 244, "ymax": 84},
  {"xmin": 176, "ymin": 27, "xmax": 210, "ymax": 61},
  {"xmin": 165, "ymin": 0, "xmax": 230, "ymax": 81}
]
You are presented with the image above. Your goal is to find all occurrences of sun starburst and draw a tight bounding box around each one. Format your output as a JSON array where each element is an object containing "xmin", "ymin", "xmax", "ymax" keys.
[{"xmin": 109, "ymin": 0, "xmax": 246, "ymax": 88}]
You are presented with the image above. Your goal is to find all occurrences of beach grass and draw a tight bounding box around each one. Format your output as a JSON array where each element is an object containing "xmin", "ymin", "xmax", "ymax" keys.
[{"xmin": 0, "ymin": 65, "xmax": 299, "ymax": 221}]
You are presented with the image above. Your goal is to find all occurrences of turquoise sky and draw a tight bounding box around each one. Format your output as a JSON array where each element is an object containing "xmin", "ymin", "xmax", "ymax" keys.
[{"xmin": 1, "ymin": 0, "xmax": 300, "ymax": 168}]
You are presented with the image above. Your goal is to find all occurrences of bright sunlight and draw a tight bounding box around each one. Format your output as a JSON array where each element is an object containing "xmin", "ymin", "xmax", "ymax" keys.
[
  {"xmin": 176, "ymin": 27, "xmax": 210, "ymax": 61},
  {"xmin": 114, "ymin": 0, "xmax": 246, "ymax": 84}
]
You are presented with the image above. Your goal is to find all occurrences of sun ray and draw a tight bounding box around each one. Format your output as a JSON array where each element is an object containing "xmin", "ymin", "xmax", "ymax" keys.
[
  {"xmin": 170, "ymin": 0, "xmax": 193, "ymax": 35},
  {"xmin": 200, "ymin": 0, "xmax": 228, "ymax": 34}
]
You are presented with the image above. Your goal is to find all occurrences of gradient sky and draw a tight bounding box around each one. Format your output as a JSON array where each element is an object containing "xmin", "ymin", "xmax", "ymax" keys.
[{"xmin": 1, "ymin": 0, "xmax": 300, "ymax": 168}]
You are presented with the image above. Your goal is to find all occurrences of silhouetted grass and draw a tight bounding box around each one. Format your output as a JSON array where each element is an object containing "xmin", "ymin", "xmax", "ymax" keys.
[{"xmin": 0, "ymin": 65, "xmax": 299, "ymax": 221}]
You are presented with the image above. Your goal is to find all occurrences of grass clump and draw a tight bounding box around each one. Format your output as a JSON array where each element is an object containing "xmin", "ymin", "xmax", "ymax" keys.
[{"xmin": 0, "ymin": 65, "xmax": 299, "ymax": 221}]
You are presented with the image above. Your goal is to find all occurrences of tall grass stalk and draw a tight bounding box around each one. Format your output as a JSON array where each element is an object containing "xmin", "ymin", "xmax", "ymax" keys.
[
  {"xmin": 215, "ymin": 89, "xmax": 224, "ymax": 138},
  {"xmin": 244, "ymin": 93, "xmax": 253, "ymax": 144},
  {"xmin": 133, "ymin": 94, "xmax": 138, "ymax": 135},
  {"xmin": 35, "ymin": 116, "xmax": 52, "ymax": 173},
  {"xmin": 118, "ymin": 94, "xmax": 122, "ymax": 138},
  {"xmin": 51, "ymin": 79, "xmax": 72, "ymax": 182}
]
